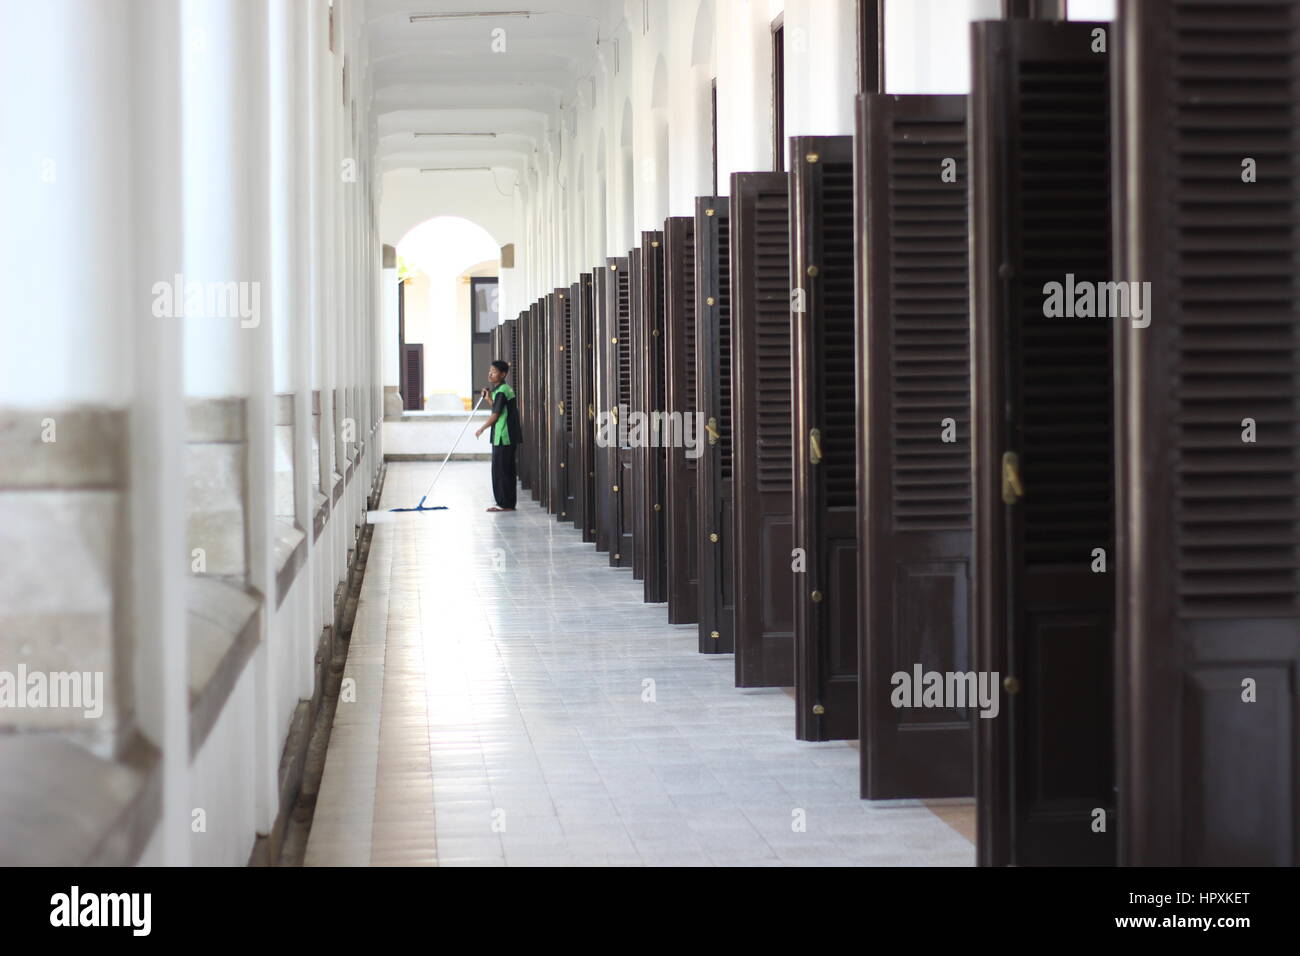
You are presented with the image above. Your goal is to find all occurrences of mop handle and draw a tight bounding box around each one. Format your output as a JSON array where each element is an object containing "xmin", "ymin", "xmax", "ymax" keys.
[{"xmin": 419, "ymin": 393, "xmax": 487, "ymax": 499}]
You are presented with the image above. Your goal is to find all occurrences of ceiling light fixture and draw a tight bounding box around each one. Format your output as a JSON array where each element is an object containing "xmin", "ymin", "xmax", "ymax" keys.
[
  {"xmin": 419, "ymin": 166, "xmax": 493, "ymax": 173},
  {"xmin": 414, "ymin": 132, "xmax": 499, "ymax": 138},
  {"xmin": 409, "ymin": 11, "xmax": 533, "ymax": 23}
]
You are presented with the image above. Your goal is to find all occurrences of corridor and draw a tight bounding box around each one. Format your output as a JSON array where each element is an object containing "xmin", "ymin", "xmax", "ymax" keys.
[{"xmin": 305, "ymin": 462, "xmax": 975, "ymax": 866}]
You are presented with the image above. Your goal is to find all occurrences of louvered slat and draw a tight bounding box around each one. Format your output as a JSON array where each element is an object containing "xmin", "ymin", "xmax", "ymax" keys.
[
  {"xmin": 820, "ymin": 157, "xmax": 856, "ymax": 509},
  {"xmin": 754, "ymin": 188, "xmax": 792, "ymax": 494},
  {"xmin": 1167, "ymin": 0, "xmax": 1300, "ymax": 618},
  {"xmin": 718, "ymin": 211, "xmax": 734, "ymax": 480},
  {"xmin": 1016, "ymin": 58, "xmax": 1114, "ymax": 567},
  {"xmin": 889, "ymin": 119, "xmax": 971, "ymax": 530}
]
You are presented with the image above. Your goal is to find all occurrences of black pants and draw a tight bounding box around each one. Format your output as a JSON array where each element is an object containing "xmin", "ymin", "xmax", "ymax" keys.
[{"xmin": 491, "ymin": 443, "xmax": 518, "ymax": 509}]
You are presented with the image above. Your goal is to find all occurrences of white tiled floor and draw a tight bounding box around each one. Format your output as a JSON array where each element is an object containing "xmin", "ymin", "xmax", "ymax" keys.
[{"xmin": 304, "ymin": 461, "xmax": 975, "ymax": 867}]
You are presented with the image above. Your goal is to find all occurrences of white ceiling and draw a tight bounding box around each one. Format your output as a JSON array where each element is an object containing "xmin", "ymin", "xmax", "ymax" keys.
[{"xmin": 365, "ymin": 0, "xmax": 619, "ymax": 176}]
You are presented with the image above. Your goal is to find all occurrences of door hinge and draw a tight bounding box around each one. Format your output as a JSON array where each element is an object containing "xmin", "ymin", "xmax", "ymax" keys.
[
  {"xmin": 809, "ymin": 428, "xmax": 823, "ymax": 466},
  {"xmin": 1002, "ymin": 451, "xmax": 1025, "ymax": 504}
]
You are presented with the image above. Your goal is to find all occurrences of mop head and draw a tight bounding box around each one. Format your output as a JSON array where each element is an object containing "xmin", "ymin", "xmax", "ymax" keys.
[{"xmin": 390, "ymin": 495, "xmax": 448, "ymax": 513}]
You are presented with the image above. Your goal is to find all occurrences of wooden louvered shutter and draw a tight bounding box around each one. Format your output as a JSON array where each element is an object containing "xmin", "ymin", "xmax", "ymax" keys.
[
  {"xmin": 563, "ymin": 280, "xmax": 580, "ymax": 525},
  {"xmin": 858, "ymin": 94, "xmax": 973, "ymax": 799},
  {"xmin": 531, "ymin": 299, "xmax": 547, "ymax": 504},
  {"xmin": 630, "ymin": 248, "xmax": 647, "ymax": 583},
  {"xmin": 615, "ymin": 258, "xmax": 635, "ymax": 566},
  {"xmin": 665, "ymin": 216, "xmax": 700, "ymax": 624},
  {"xmin": 518, "ymin": 306, "xmax": 527, "ymax": 488},
  {"xmin": 577, "ymin": 273, "xmax": 597, "ymax": 542},
  {"xmin": 970, "ymin": 19, "xmax": 1116, "ymax": 867},
  {"xmin": 402, "ymin": 343, "xmax": 423, "ymax": 412},
  {"xmin": 790, "ymin": 135, "xmax": 859, "ymax": 742},
  {"xmin": 634, "ymin": 232, "xmax": 668, "ymax": 603},
  {"xmin": 1116, "ymin": 0, "xmax": 1300, "ymax": 867},
  {"xmin": 696, "ymin": 198, "xmax": 736, "ymax": 654},
  {"xmin": 732, "ymin": 172, "xmax": 795, "ymax": 688},
  {"xmin": 532, "ymin": 298, "xmax": 545, "ymax": 501},
  {"xmin": 602, "ymin": 257, "xmax": 633, "ymax": 567},
  {"xmin": 593, "ymin": 264, "xmax": 615, "ymax": 552},
  {"xmin": 547, "ymin": 289, "xmax": 567, "ymax": 518}
]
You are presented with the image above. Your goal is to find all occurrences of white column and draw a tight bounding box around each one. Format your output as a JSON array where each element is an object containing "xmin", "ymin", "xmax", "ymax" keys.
[
  {"xmin": 0, "ymin": 0, "xmax": 134, "ymax": 407},
  {"xmin": 129, "ymin": 0, "xmax": 191, "ymax": 867}
]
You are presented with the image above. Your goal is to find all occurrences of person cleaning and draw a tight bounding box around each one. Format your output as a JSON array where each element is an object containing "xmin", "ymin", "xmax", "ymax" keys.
[{"xmin": 476, "ymin": 360, "xmax": 522, "ymax": 512}]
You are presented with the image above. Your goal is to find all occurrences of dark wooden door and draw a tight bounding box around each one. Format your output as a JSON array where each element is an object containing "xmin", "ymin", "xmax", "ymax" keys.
[
  {"xmin": 519, "ymin": 303, "xmax": 530, "ymax": 494},
  {"xmin": 563, "ymin": 280, "xmax": 582, "ymax": 526},
  {"xmin": 971, "ymin": 20, "xmax": 1116, "ymax": 867},
  {"xmin": 556, "ymin": 288, "xmax": 577, "ymax": 521},
  {"xmin": 520, "ymin": 301, "xmax": 537, "ymax": 497},
  {"xmin": 401, "ymin": 343, "xmax": 423, "ymax": 411},
  {"xmin": 630, "ymin": 248, "xmax": 647, "ymax": 582},
  {"xmin": 602, "ymin": 257, "xmax": 634, "ymax": 567},
  {"xmin": 515, "ymin": 310, "xmax": 529, "ymax": 493},
  {"xmin": 790, "ymin": 135, "xmax": 858, "ymax": 741},
  {"xmin": 732, "ymin": 172, "xmax": 795, "ymax": 688},
  {"xmin": 532, "ymin": 299, "xmax": 547, "ymax": 504},
  {"xmin": 578, "ymin": 273, "xmax": 597, "ymax": 544},
  {"xmin": 1115, "ymin": 0, "xmax": 1300, "ymax": 866},
  {"xmin": 593, "ymin": 265, "xmax": 615, "ymax": 553},
  {"xmin": 665, "ymin": 215, "xmax": 700, "ymax": 624},
  {"xmin": 857, "ymin": 93, "xmax": 973, "ymax": 798},
  {"xmin": 637, "ymin": 231, "xmax": 669, "ymax": 604},
  {"xmin": 696, "ymin": 198, "xmax": 736, "ymax": 654}
]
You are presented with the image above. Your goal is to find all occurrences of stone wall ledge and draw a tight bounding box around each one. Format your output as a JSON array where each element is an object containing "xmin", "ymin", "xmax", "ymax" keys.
[
  {"xmin": 0, "ymin": 732, "xmax": 159, "ymax": 866},
  {"xmin": 187, "ymin": 576, "xmax": 260, "ymax": 759}
]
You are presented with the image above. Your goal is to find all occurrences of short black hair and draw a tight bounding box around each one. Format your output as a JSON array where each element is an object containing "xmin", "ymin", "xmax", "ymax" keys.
[{"xmin": 491, "ymin": 360, "xmax": 509, "ymax": 376}]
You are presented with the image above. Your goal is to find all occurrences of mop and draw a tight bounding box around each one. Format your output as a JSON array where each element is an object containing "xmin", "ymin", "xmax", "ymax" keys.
[{"xmin": 390, "ymin": 394, "xmax": 487, "ymax": 512}]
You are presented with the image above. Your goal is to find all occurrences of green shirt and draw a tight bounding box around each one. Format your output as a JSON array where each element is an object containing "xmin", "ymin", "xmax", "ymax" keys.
[{"xmin": 490, "ymin": 382, "xmax": 521, "ymax": 446}]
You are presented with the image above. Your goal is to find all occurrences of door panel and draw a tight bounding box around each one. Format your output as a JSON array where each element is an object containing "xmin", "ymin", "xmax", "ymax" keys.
[
  {"xmin": 665, "ymin": 216, "xmax": 700, "ymax": 624},
  {"xmin": 1115, "ymin": 0, "xmax": 1300, "ymax": 866},
  {"xmin": 517, "ymin": 305, "xmax": 531, "ymax": 493},
  {"xmin": 629, "ymin": 248, "xmax": 648, "ymax": 583},
  {"xmin": 578, "ymin": 273, "xmax": 597, "ymax": 543},
  {"xmin": 636, "ymin": 232, "xmax": 669, "ymax": 603},
  {"xmin": 606, "ymin": 257, "xmax": 634, "ymax": 568},
  {"xmin": 970, "ymin": 20, "xmax": 1116, "ymax": 867},
  {"xmin": 696, "ymin": 198, "xmax": 736, "ymax": 653},
  {"xmin": 546, "ymin": 290, "xmax": 564, "ymax": 517},
  {"xmin": 857, "ymin": 94, "xmax": 973, "ymax": 798},
  {"xmin": 791, "ymin": 135, "xmax": 859, "ymax": 741},
  {"xmin": 732, "ymin": 172, "xmax": 795, "ymax": 688},
  {"xmin": 571, "ymin": 277, "xmax": 591, "ymax": 535},
  {"xmin": 593, "ymin": 266, "xmax": 614, "ymax": 552}
]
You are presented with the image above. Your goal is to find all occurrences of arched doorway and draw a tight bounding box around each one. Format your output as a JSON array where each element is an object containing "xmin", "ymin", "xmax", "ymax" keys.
[{"xmin": 395, "ymin": 216, "xmax": 500, "ymax": 410}]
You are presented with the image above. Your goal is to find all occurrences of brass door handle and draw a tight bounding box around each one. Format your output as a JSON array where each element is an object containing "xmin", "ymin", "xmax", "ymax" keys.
[
  {"xmin": 588, "ymin": 403, "xmax": 595, "ymax": 421},
  {"xmin": 610, "ymin": 405, "xmax": 619, "ymax": 424},
  {"xmin": 706, "ymin": 417, "xmax": 720, "ymax": 445},
  {"xmin": 557, "ymin": 401, "xmax": 565, "ymax": 415},
  {"xmin": 809, "ymin": 428, "xmax": 823, "ymax": 466},
  {"xmin": 1002, "ymin": 451, "xmax": 1025, "ymax": 504}
]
